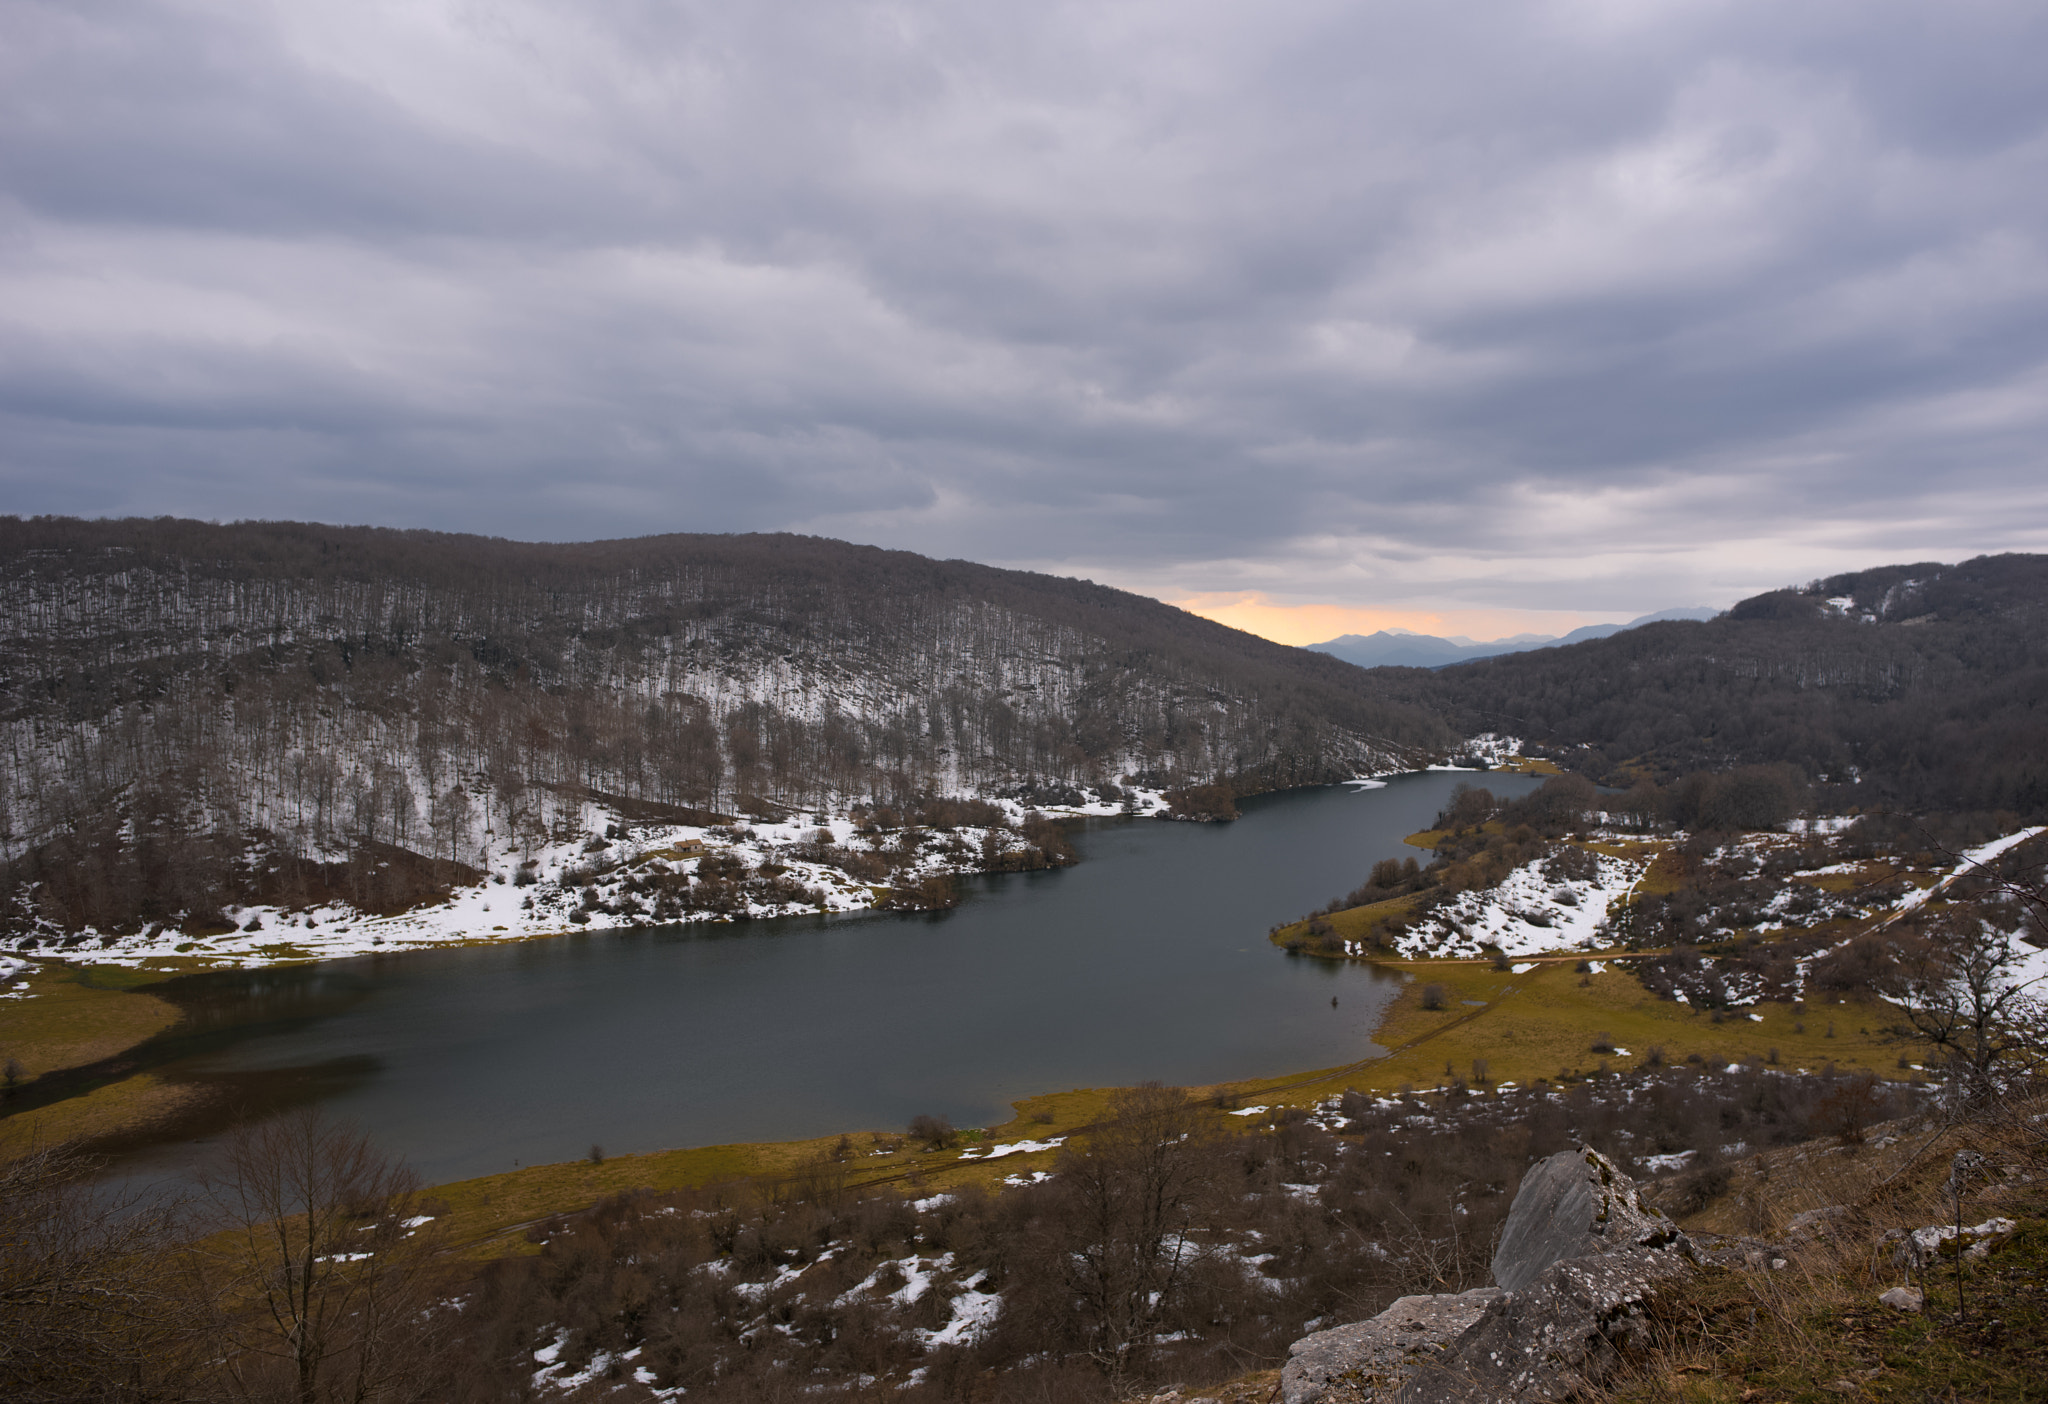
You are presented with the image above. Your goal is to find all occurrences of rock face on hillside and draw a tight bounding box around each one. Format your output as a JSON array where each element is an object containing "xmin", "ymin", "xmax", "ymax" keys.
[
  {"xmin": 1280, "ymin": 1148, "xmax": 1697, "ymax": 1404},
  {"xmin": 1490, "ymin": 1144, "xmax": 1691, "ymax": 1290},
  {"xmin": 1412, "ymin": 1248, "xmax": 1693, "ymax": 1403}
]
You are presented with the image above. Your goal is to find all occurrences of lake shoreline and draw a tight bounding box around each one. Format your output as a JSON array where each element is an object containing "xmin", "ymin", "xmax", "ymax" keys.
[
  {"xmin": 4, "ymin": 758, "xmax": 1554, "ymax": 987},
  {"xmin": 7, "ymin": 773, "xmax": 1541, "ymax": 1187}
]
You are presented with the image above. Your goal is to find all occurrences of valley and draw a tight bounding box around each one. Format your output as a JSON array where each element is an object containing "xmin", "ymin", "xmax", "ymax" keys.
[
  {"xmin": 4, "ymin": 523, "xmax": 2048, "ymax": 1404},
  {"xmin": 0, "ymin": 773, "xmax": 1504, "ymax": 1179}
]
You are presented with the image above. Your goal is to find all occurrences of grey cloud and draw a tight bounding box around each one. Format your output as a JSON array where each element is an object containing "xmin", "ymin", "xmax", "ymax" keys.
[{"xmin": 2, "ymin": 0, "xmax": 2046, "ymax": 610}]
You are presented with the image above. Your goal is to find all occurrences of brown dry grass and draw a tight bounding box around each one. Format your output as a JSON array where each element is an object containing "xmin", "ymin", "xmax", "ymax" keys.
[{"xmin": 1607, "ymin": 1107, "xmax": 2048, "ymax": 1402}]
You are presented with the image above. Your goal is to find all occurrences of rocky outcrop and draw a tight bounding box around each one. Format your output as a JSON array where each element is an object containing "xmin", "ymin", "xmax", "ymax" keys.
[
  {"xmin": 1402, "ymin": 1245, "xmax": 1693, "ymax": 1403},
  {"xmin": 1281, "ymin": 1148, "xmax": 1697, "ymax": 1404},
  {"xmin": 1490, "ymin": 1146, "xmax": 1690, "ymax": 1291},
  {"xmin": 1281, "ymin": 1290, "xmax": 1501, "ymax": 1404},
  {"xmin": 1888, "ymin": 1215, "xmax": 2017, "ymax": 1270}
]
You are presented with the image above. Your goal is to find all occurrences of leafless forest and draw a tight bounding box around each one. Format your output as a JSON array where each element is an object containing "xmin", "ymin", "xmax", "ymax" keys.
[{"xmin": 0, "ymin": 518, "xmax": 1450, "ymax": 935}]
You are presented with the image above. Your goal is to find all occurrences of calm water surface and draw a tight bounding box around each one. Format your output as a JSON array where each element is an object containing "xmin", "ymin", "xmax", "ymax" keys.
[{"xmin": 115, "ymin": 771, "xmax": 1538, "ymax": 1185}]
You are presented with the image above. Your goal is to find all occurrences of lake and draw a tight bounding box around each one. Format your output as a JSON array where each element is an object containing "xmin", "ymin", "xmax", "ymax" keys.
[{"xmin": 105, "ymin": 770, "xmax": 1540, "ymax": 1185}]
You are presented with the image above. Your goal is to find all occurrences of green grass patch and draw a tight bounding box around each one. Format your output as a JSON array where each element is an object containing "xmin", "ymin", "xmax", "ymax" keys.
[
  {"xmin": 0, "ymin": 1071, "xmax": 201, "ymax": 1160},
  {"xmin": 429, "ymin": 1089, "xmax": 1123, "ymax": 1258},
  {"xmin": 1636, "ymin": 847, "xmax": 1692, "ymax": 897},
  {"xmin": 1268, "ymin": 894, "xmax": 1426, "ymax": 950},
  {"xmin": 1224, "ymin": 959, "xmax": 1899, "ymax": 1106},
  {"xmin": 0, "ymin": 962, "xmax": 183, "ymax": 1082},
  {"xmin": 1401, "ymin": 817, "xmax": 1517, "ymax": 851},
  {"xmin": 66, "ymin": 962, "xmax": 188, "ymax": 991},
  {"xmin": 1583, "ymin": 836, "xmax": 1666, "ymax": 862}
]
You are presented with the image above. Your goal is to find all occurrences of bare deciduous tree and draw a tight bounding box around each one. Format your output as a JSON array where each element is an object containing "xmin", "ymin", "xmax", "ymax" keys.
[
  {"xmin": 1037, "ymin": 1083, "xmax": 1218, "ymax": 1387},
  {"xmin": 199, "ymin": 1109, "xmax": 449, "ymax": 1404},
  {"xmin": 1882, "ymin": 909, "xmax": 2047, "ymax": 1105},
  {"xmin": 0, "ymin": 1141, "xmax": 208, "ymax": 1403}
]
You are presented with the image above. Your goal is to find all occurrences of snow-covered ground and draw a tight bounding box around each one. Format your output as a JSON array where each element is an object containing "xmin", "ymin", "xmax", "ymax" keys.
[
  {"xmin": 1351, "ymin": 733, "xmax": 1527, "ymax": 785},
  {"xmin": 825, "ymin": 1250, "xmax": 1003, "ymax": 1348},
  {"xmin": 1462, "ymin": 733, "xmax": 1527, "ymax": 767},
  {"xmin": 1892, "ymin": 826, "xmax": 2047, "ymax": 916},
  {"xmin": 1371, "ymin": 817, "xmax": 2040, "ymax": 966},
  {"xmin": 1375, "ymin": 847, "xmax": 1650, "ymax": 959},
  {"xmin": 21, "ymin": 789, "xmax": 1171, "ymax": 979},
  {"xmin": 956, "ymin": 1136, "xmax": 1065, "ymax": 1161}
]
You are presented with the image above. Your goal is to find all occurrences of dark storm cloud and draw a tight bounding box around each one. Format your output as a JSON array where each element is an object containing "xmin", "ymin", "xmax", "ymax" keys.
[{"xmin": 2, "ymin": 0, "xmax": 2045, "ymax": 611}]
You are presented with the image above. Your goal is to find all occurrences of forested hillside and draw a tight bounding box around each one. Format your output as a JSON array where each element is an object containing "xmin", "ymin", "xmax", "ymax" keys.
[
  {"xmin": 0, "ymin": 517, "xmax": 1450, "ymax": 934},
  {"xmin": 8, "ymin": 521, "xmax": 2042, "ymax": 945},
  {"xmin": 1406, "ymin": 553, "xmax": 2048, "ymax": 817}
]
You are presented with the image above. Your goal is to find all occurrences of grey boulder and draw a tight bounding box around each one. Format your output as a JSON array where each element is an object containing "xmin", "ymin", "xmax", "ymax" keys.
[
  {"xmin": 1281, "ymin": 1148, "xmax": 1699, "ymax": 1404},
  {"xmin": 1400, "ymin": 1247, "xmax": 1693, "ymax": 1403},
  {"xmin": 1281, "ymin": 1289, "xmax": 1502, "ymax": 1404},
  {"xmin": 1491, "ymin": 1147, "xmax": 1690, "ymax": 1292}
]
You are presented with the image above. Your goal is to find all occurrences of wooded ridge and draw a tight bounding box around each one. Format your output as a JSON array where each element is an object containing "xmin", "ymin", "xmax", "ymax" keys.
[
  {"xmin": 0, "ymin": 517, "xmax": 1449, "ymax": 936},
  {"xmin": 1410, "ymin": 552, "xmax": 2048, "ymax": 818},
  {"xmin": 5, "ymin": 518, "xmax": 2044, "ymax": 943}
]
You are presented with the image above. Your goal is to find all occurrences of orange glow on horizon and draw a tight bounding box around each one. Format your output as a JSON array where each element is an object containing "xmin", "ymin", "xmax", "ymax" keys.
[{"xmin": 1168, "ymin": 592, "xmax": 1630, "ymax": 648}]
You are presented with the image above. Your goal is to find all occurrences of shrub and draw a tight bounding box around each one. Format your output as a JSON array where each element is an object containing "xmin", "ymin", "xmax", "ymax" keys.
[
  {"xmin": 1420, "ymin": 983, "xmax": 1448, "ymax": 1011},
  {"xmin": 907, "ymin": 1114, "xmax": 956, "ymax": 1150},
  {"xmin": 1163, "ymin": 783, "xmax": 1239, "ymax": 822}
]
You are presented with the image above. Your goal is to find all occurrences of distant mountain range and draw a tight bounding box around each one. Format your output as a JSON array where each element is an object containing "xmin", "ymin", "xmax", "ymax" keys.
[{"xmin": 1306, "ymin": 607, "xmax": 1720, "ymax": 670}]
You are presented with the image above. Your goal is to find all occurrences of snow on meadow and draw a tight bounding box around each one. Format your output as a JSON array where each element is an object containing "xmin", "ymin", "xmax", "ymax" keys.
[
  {"xmin": 1891, "ymin": 825, "xmax": 2047, "ymax": 917},
  {"xmin": 1375, "ymin": 847, "xmax": 1650, "ymax": 959},
  {"xmin": 956, "ymin": 1136, "xmax": 1065, "ymax": 1162},
  {"xmin": 1362, "ymin": 815, "xmax": 2040, "ymax": 967}
]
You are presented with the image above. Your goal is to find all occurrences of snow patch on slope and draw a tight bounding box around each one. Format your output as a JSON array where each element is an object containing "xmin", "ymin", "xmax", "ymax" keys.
[
  {"xmin": 1392, "ymin": 848, "xmax": 1648, "ymax": 958},
  {"xmin": 29, "ymin": 795, "xmax": 1158, "ymax": 975}
]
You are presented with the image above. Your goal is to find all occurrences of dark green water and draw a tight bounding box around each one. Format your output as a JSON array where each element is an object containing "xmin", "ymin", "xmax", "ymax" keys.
[{"xmin": 112, "ymin": 771, "xmax": 1538, "ymax": 1185}]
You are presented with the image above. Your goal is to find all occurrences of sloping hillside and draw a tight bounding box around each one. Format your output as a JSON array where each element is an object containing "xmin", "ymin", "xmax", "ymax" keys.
[
  {"xmin": 1401, "ymin": 554, "xmax": 2048, "ymax": 816},
  {"xmin": 0, "ymin": 517, "xmax": 1451, "ymax": 937}
]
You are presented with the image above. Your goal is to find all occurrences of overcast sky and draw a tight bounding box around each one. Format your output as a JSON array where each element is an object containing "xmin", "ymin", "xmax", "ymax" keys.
[{"xmin": 4, "ymin": 0, "xmax": 2045, "ymax": 641}]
